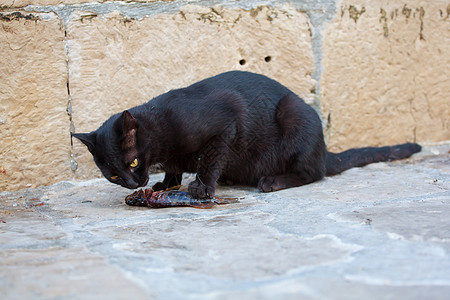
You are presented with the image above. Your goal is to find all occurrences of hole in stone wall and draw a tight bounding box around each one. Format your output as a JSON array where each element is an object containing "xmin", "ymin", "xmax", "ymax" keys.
[
  {"xmin": 239, "ymin": 59, "xmax": 246, "ymax": 65},
  {"xmin": 264, "ymin": 56, "xmax": 272, "ymax": 62}
]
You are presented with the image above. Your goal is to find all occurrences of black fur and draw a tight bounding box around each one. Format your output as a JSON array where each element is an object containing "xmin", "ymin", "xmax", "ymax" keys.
[{"xmin": 73, "ymin": 71, "xmax": 421, "ymax": 198}]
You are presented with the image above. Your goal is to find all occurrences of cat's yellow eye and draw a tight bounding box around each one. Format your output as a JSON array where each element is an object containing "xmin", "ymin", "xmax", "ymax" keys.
[
  {"xmin": 130, "ymin": 158, "xmax": 138, "ymax": 168},
  {"xmin": 110, "ymin": 175, "xmax": 119, "ymax": 180}
]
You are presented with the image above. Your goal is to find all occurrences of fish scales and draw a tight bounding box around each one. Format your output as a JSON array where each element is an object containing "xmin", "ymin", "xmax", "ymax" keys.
[{"xmin": 125, "ymin": 188, "xmax": 238, "ymax": 209}]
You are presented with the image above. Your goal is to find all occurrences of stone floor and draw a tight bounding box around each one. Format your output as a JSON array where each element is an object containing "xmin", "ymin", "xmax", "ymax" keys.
[{"xmin": 1, "ymin": 144, "xmax": 450, "ymax": 300}]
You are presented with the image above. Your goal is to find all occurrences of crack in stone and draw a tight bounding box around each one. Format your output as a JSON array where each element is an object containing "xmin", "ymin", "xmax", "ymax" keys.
[{"xmin": 63, "ymin": 26, "xmax": 78, "ymax": 172}]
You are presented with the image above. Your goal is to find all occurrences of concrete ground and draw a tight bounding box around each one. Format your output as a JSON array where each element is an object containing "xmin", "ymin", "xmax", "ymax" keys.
[{"xmin": 1, "ymin": 143, "xmax": 449, "ymax": 300}]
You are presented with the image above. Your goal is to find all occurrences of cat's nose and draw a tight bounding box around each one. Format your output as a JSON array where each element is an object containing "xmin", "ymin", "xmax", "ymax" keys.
[
  {"xmin": 126, "ymin": 180, "xmax": 140, "ymax": 189},
  {"xmin": 128, "ymin": 183, "xmax": 139, "ymax": 189}
]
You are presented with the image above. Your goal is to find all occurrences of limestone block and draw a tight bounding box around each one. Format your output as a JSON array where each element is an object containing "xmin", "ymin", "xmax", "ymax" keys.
[
  {"xmin": 68, "ymin": 5, "xmax": 315, "ymax": 178},
  {"xmin": 321, "ymin": 1, "xmax": 450, "ymax": 151},
  {"xmin": 0, "ymin": 0, "xmax": 194, "ymax": 9},
  {"xmin": 0, "ymin": 12, "xmax": 69, "ymax": 191}
]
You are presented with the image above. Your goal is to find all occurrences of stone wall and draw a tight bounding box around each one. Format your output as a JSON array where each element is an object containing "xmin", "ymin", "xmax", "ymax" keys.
[
  {"xmin": 1, "ymin": 0, "xmax": 449, "ymax": 191},
  {"xmin": 321, "ymin": 0, "xmax": 450, "ymax": 151}
]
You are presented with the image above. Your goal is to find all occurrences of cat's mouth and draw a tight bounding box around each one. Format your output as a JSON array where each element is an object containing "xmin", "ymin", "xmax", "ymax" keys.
[{"xmin": 122, "ymin": 177, "xmax": 149, "ymax": 190}]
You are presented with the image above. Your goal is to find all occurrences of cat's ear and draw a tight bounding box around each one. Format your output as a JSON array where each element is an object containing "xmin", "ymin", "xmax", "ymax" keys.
[
  {"xmin": 119, "ymin": 110, "xmax": 139, "ymax": 161},
  {"xmin": 72, "ymin": 132, "xmax": 97, "ymax": 154},
  {"xmin": 122, "ymin": 110, "xmax": 138, "ymax": 134}
]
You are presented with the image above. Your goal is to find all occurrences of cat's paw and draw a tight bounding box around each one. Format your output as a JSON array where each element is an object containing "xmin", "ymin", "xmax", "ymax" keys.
[
  {"xmin": 188, "ymin": 179, "xmax": 215, "ymax": 199},
  {"xmin": 258, "ymin": 175, "xmax": 294, "ymax": 192},
  {"xmin": 258, "ymin": 176, "xmax": 275, "ymax": 192},
  {"xmin": 152, "ymin": 182, "xmax": 167, "ymax": 191},
  {"xmin": 259, "ymin": 175, "xmax": 290, "ymax": 192}
]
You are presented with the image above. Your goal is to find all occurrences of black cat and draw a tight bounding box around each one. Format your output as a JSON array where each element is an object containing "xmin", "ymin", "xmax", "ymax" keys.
[{"xmin": 73, "ymin": 71, "xmax": 421, "ymax": 198}]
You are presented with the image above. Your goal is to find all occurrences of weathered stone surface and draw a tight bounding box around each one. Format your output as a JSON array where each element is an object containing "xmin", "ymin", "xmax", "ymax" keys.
[
  {"xmin": 68, "ymin": 5, "xmax": 315, "ymax": 179},
  {"xmin": 0, "ymin": 12, "xmax": 69, "ymax": 191},
  {"xmin": 0, "ymin": 145, "xmax": 449, "ymax": 299},
  {"xmin": 321, "ymin": 1, "xmax": 450, "ymax": 151}
]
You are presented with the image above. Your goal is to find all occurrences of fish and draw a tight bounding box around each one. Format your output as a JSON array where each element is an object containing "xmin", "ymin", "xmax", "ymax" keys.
[{"xmin": 125, "ymin": 187, "xmax": 239, "ymax": 209}]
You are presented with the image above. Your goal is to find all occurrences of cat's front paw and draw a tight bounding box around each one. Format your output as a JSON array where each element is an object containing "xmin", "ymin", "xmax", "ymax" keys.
[
  {"xmin": 188, "ymin": 179, "xmax": 215, "ymax": 199},
  {"xmin": 152, "ymin": 182, "xmax": 167, "ymax": 191}
]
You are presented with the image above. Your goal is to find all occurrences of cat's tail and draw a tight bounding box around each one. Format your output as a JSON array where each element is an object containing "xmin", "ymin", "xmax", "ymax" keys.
[{"xmin": 325, "ymin": 142, "xmax": 421, "ymax": 176}]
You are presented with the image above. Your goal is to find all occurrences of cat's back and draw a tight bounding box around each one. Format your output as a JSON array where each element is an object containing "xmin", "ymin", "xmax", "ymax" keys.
[
  {"xmin": 191, "ymin": 71, "xmax": 291, "ymax": 101},
  {"xmin": 144, "ymin": 71, "xmax": 302, "ymax": 139},
  {"xmin": 151, "ymin": 71, "xmax": 292, "ymax": 107}
]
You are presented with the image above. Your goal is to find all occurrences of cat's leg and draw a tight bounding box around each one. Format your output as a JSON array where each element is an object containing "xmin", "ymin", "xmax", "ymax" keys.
[
  {"xmin": 188, "ymin": 134, "xmax": 233, "ymax": 198},
  {"xmin": 258, "ymin": 93, "xmax": 327, "ymax": 192},
  {"xmin": 152, "ymin": 173, "xmax": 182, "ymax": 191},
  {"xmin": 258, "ymin": 150, "xmax": 326, "ymax": 192}
]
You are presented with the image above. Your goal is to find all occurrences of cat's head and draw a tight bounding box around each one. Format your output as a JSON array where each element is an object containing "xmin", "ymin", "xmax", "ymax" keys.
[{"xmin": 73, "ymin": 110, "xmax": 150, "ymax": 189}]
